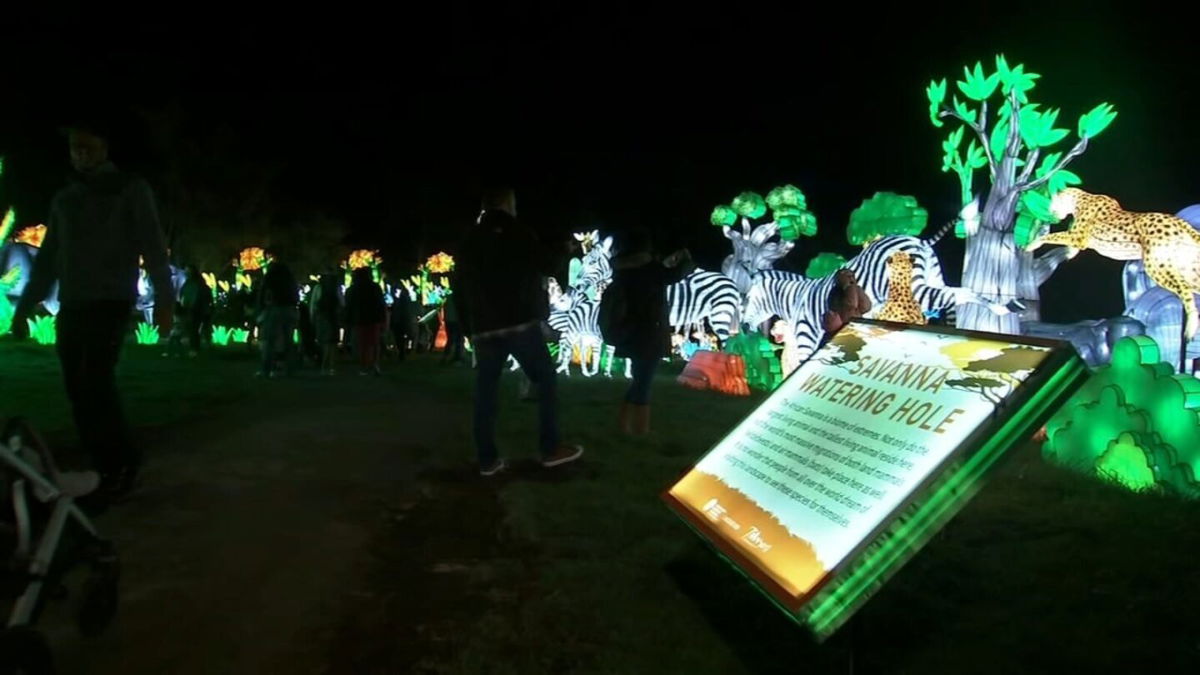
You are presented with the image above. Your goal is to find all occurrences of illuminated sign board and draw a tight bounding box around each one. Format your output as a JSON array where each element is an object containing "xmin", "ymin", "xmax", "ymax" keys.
[{"xmin": 664, "ymin": 321, "xmax": 1087, "ymax": 639}]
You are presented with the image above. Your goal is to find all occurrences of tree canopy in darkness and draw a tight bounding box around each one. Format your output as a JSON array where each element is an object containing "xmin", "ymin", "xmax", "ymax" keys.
[{"xmin": 1, "ymin": 3, "xmax": 1194, "ymax": 321}]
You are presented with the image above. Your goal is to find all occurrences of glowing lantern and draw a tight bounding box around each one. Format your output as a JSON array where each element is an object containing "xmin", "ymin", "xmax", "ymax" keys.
[
  {"xmin": 346, "ymin": 249, "xmax": 381, "ymax": 270},
  {"xmin": 1043, "ymin": 335, "xmax": 1200, "ymax": 497},
  {"xmin": 676, "ymin": 351, "xmax": 751, "ymax": 396},
  {"xmin": 434, "ymin": 308, "xmax": 448, "ymax": 349},
  {"xmin": 238, "ymin": 247, "xmax": 270, "ymax": 271},
  {"xmin": 14, "ymin": 224, "xmax": 46, "ymax": 248},
  {"xmin": 424, "ymin": 252, "xmax": 455, "ymax": 274}
]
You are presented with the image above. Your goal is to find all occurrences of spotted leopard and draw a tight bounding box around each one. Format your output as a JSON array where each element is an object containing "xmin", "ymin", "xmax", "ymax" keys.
[
  {"xmin": 1027, "ymin": 188, "xmax": 1200, "ymax": 337},
  {"xmin": 875, "ymin": 252, "xmax": 927, "ymax": 325}
]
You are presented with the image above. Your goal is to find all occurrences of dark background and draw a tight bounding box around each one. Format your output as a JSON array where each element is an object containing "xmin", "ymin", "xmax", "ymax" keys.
[{"xmin": 0, "ymin": 2, "xmax": 1194, "ymax": 320}]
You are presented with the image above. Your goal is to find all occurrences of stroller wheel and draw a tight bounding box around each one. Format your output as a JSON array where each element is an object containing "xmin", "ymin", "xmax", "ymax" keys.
[
  {"xmin": 0, "ymin": 626, "xmax": 54, "ymax": 675},
  {"xmin": 77, "ymin": 554, "xmax": 120, "ymax": 638}
]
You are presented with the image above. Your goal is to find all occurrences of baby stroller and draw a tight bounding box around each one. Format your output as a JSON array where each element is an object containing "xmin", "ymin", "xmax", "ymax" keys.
[{"xmin": 0, "ymin": 418, "xmax": 120, "ymax": 674}]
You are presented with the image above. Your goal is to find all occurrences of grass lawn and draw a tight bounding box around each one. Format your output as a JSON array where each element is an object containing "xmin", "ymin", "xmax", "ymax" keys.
[{"xmin": 2, "ymin": 339, "xmax": 1199, "ymax": 674}]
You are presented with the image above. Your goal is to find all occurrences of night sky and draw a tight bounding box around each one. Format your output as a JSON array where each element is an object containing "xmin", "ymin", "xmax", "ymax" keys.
[{"xmin": 1, "ymin": 3, "xmax": 1195, "ymax": 321}]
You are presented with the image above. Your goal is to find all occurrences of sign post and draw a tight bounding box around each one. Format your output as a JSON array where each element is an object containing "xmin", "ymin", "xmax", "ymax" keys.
[{"xmin": 664, "ymin": 320, "xmax": 1088, "ymax": 639}]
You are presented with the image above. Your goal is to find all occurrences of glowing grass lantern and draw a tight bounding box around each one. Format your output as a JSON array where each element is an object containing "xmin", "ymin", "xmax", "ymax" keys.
[
  {"xmin": 212, "ymin": 325, "xmax": 234, "ymax": 346},
  {"xmin": 231, "ymin": 328, "xmax": 250, "ymax": 344},
  {"xmin": 134, "ymin": 322, "xmax": 160, "ymax": 345},
  {"xmin": 27, "ymin": 316, "xmax": 55, "ymax": 345},
  {"xmin": 13, "ymin": 224, "xmax": 45, "ymax": 248}
]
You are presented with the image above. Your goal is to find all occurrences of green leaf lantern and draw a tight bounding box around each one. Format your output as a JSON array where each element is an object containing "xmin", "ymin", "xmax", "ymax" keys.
[
  {"xmin": 847, "ymin": 192, "xmax": 929, "ymax": 246},
  {"xmin": 710, "ymin": 204, "xmax": 739, "ymax": 227},
  {"xmin": 731, "ymin": 191, "xmax": 767, "ymax": 219},
  {"xmin": 1078, "ymin": 102, "xmax": 1118, "ymax": 138},
  {"xmin": 805, "ymin": 252, "xmax": 848, "ymax": 279},
  {"xmin": 926, "ymin": 78, "xmax": 947, "ymax": 128}
]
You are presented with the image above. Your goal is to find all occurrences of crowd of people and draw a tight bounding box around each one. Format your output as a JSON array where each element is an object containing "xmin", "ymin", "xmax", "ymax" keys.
[{"xmin": 10, "ymin": 110, "xmax": 726, "ymax": 500}]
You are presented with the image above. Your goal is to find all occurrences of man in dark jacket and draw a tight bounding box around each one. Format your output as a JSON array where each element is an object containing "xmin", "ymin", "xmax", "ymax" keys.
[
  {"xmin": 13, "ymin": 119, "xmax": 173, "ymax": 499},
  {"xmin": 457, "ymin": 187, "xmax": 582, "ymax": 476}
]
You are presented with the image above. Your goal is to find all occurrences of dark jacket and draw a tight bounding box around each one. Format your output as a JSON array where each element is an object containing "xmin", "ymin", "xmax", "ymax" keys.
[
  {"xmin": 345, "ymin": 279, "xmax": 386, "ymax": 326},
  {"xmin": 610, "ymin": 252, "xmax": 689, "ymax": 360},
  {"xmin": 18, "ymin": 163, "xmax": 171, "ymax": 313},
  {"xmin": 457, "ymin": 209, "xmax": 557, "ymax": 336},
  {"xmin": 258, "ymin": 264, "xmax": 299, "ymax": 313}
]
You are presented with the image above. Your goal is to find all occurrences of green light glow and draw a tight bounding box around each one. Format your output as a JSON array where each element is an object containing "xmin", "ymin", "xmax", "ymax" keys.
[
  {"xmin": 0, "ymin": 267, "xmax": 17, "ymax": 335},
  {"xmin": 1078, "ymin": 103, "xmax": 1118, "ymax": 139},
  {"xmin": 731, "ymin": 191, "xmax": 767, "ymax": 220},
  {"xmin": 134, "ymin": 322, "xmax": 160, "ymax": 345},
  {"xmin": 846, "ymin": 193, "xmax": 929, "ymax": 246},
  {"xmin": 212, "ymin": 325, "xmax": 233, "ymax": 346},
  {"xmin": 805, "ymin": 351, "xmax": 1087, "ymax": 637},
  {"xmin": 723, "ymin": 332, "xmax": 781, "ymax": 391},
  {"xmin": 929, "ymin": 55, "xmax": 1115, "ymax": 251},
  {"xmin": 1044, "ymin": 336, "xmax": 1200, "ymax": 498},
  {"xmin": 232, "ymin": 328, "xmax": 250, "ymax": 344},
  {"xmin": 1096, "ymin": 432, "xmax": 1158, "ymax": 492},
  {"xmin": 27, "ymin": 316, "xmax": 55, "ymax": 345},
  {"xmin": 804, "ymin": 252, "xmax": 848, "ymax": 280},
  {"xmin": 710, "ymin": 205, "xmax": 738, "ymax": 227}
]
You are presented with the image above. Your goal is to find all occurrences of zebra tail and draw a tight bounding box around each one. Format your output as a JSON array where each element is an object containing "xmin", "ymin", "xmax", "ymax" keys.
[{"xmin": 922, "ymin": 218, "xmax": 957, "ymax": 246}]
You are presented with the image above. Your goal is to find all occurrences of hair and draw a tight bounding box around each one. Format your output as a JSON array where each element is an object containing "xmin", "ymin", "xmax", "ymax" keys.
[{"xmin": 481, "ymin": 187, "xmax": 515, "ymax": 210}]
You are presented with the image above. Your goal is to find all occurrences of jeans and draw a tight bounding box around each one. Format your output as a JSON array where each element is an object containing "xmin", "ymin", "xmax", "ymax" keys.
[
  {"xmin": 259, "ymin": 307, "xmax": 298, "ymax": 375},
  {"xmin": 56, "ymin": 301, "xmax": 139, "ymax": 476},
  {"xmin": 625, "ymin": 357, "xmax": 658, "ymax": 405},
  {"xmin": 473, "ymin": 323, "xmax": 559, "ymax": 467}
]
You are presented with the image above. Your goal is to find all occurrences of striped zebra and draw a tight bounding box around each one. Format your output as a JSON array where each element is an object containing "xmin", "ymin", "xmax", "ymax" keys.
[
  {"xmin": 543, "ymin": 291, "xmax": 630, "ymax": 377},
  {"xmin": 745, "ymin": 235, "xmax": 1016, "ymax": 369},
  {"xmin": 576, "ymin": 236, "xmax": 614, "ymax": 298},
  {"xmin": 667, "ymin": 270, "xmax": 741, "ymax": 347}
]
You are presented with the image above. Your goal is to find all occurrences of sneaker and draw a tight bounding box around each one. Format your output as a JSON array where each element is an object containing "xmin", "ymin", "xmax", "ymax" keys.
[
  {"xmin": 479, "ymin": 458, "xmax": 507, "ymax": 477},
  {"xmin": 542, "ymin": 444, "xmax": 584, "ymax": 468}
]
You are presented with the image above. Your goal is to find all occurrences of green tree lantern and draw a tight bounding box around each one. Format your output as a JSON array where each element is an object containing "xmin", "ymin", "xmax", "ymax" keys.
[
  {"xmin": 846, "ymin": 192, "xmax": 929, "ymax": 246},
  {"xmin": 927, "ymin": 55, "xmax": 1115, "ymax": 331}
]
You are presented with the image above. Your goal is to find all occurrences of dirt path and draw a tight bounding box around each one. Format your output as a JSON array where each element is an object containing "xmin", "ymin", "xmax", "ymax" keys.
[{"xmin": 40, "ymin": 366, "xmax": 486, "ymax": 674}]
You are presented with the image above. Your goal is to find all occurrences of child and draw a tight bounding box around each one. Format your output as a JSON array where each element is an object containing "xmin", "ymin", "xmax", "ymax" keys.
[{"xmin": 608, "ymin": 228, "xmax": 692, "ymax": 435}]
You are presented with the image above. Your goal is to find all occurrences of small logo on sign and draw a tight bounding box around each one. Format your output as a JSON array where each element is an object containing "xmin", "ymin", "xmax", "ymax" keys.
[
  {"xmin": 742, "ymin": 527, "xmax": 772, "ymax": 553},
  {"xmin": 701, "ymin": 498, "xmax": 726, "ymax": 522}
]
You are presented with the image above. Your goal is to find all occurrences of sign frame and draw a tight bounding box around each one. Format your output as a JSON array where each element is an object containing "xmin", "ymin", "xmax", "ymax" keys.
[{"xmin": 663, "ymin": 319, "xmax": 1089, "ymax": 639}]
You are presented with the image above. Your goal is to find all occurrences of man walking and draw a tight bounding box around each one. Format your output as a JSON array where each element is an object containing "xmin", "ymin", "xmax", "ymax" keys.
[
  {"xmin": 13, "ymin": 117, "xmax": 173, "ymax": 499},
  {"xmin": 457, "ymin": 187, "xmax": 582, "ymax": 476}
]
